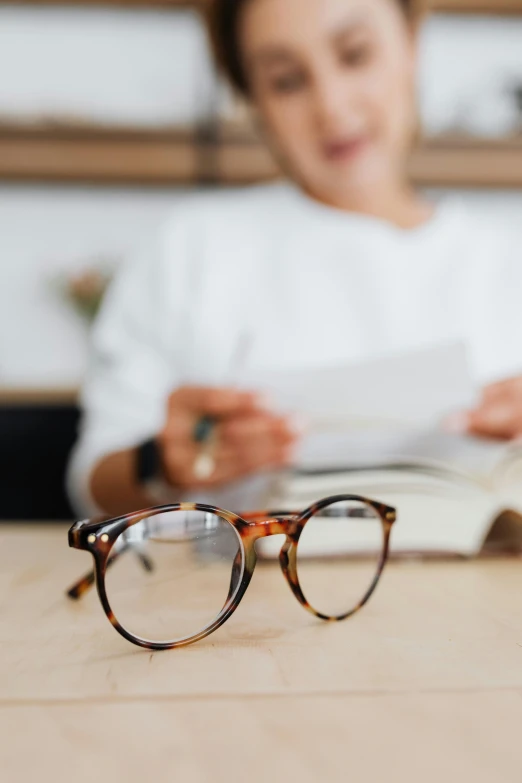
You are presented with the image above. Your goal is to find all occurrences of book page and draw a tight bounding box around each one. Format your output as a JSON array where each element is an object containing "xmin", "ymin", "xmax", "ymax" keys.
[{"xmin": 259, "ymin": 468, "xmax": 505, "ymax": 558}]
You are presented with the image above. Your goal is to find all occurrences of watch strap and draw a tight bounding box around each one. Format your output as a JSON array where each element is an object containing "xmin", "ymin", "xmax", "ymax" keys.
[{"xmin": 136, "ymin": 438, "xmax": 162, "ymax": 485}]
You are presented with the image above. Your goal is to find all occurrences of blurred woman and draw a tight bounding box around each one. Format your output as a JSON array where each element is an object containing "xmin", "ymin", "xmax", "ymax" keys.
[{"xmin": 69, "ymin": 0, "xmax": 522, "ymax": 516}]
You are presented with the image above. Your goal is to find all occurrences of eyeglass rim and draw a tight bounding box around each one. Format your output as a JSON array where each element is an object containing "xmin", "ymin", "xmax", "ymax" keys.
[{"xmin": 67, "ymin": 495, "xmax": 396, "ymax": 651}]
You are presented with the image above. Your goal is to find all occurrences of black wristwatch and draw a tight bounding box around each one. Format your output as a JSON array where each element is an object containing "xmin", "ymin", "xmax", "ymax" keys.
[
  {"xmin": 136, "ymin": 438, "xmax": 171, "ymax": 501},
  {"xmin": 136, "ymin": 438, "xmax": 162, "ymax": 484}
]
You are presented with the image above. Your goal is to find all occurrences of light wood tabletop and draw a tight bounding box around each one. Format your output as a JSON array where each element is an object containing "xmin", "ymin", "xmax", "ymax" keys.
[{"xmin": 1, "ymin": 523, "xmax": 522, "ymax": 782}]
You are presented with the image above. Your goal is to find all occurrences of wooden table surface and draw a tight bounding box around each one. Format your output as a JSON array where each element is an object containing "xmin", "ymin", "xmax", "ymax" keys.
[{"xmin": 1, "ymin": 524, "xmax": 522, "ymax": 782}]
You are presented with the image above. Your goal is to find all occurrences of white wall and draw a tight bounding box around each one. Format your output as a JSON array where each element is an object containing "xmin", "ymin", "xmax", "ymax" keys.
[
  {"xmin": 0, "ymin": 185, "xmax": 182, "ymax": 385},
  {"xmin": 420, "ymin": 15, "xmax": 522, "ymax": 137},
  {"xmin": 0, "ymin": 9, "xmax": 520, "ymax": 388},
  {"xmin": 0, "ymin": 7, "xmax": 214, "ymax": 127},
  {"xmin": 1, "ymin": 8, "xmax": 520, "ymax": 134}
]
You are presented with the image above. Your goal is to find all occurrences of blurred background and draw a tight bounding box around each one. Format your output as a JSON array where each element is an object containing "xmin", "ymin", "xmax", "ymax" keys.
[{"xmin": 0, "ymin": 0, "xmax": 521, "ymax": 520}]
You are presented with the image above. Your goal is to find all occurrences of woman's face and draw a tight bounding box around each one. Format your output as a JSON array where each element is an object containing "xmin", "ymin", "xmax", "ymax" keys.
[{"xmin": 240, "ymin": 0, "xmax": 417, "ymax": 206}]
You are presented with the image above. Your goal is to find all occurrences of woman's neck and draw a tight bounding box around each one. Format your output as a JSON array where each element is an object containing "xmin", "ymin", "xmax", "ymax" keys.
[{"xmin": 305, "ymin": 181, "xmax": 434, "ymax": 230}]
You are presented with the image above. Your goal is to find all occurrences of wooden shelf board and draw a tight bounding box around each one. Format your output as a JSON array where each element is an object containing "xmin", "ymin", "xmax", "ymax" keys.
[
  {"xmin": 0, "ymin": 124, "xmax": 278, "ymax": 185},
  {"xmin": 3, "ymin": 1, "xmax": 205, "ymax": 8},
  {"xmin": 0, "ymin": 125, "xmax": 520, "ymax": 188},
  {"xmin": 0, "ymin": 388, "xmax": 79, "ymax": 406},
  {"xmin": 430, "ymin": 0, "xmax": 522, "ymax": 13},
  {"xmin": 410, "ymin": 137, "xmax": 522, "ymax": 188},
  {"xmin": 2, "ymin": 0, "xmax": 521, "ymax": 12}
]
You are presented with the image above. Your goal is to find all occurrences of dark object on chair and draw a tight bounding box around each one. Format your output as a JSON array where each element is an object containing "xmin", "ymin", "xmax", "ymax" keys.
[{"xmin": 0, "ymin": 403, "xmax": 80, "ymax": 521}]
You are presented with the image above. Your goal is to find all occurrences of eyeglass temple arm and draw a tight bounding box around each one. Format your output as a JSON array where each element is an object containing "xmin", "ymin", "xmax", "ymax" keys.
[{"xmin": 66, "ymin": 546, "xmax": 154, "ymax": 601}]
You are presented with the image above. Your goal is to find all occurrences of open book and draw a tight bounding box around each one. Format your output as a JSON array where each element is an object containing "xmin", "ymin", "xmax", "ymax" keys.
[{"xmin": 239, "ymin": 343, "xmax": 522, "ymax": 558}]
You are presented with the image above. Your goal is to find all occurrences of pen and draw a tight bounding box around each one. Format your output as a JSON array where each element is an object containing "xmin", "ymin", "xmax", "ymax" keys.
[
  {"xmin": 192, "ymin": 416, "xmax": 218, "ymax": 481},
  {"xmin": 193, "ymin": 416, "xmax": 216, "ymax": 446},
  {"xmin": 192, "ymin": 332, "xmax": 253, "ymax": 482}
]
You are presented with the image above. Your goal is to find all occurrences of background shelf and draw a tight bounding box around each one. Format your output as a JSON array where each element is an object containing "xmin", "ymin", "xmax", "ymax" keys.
[
  {"xmin": 0, "ymin": 123, "xmax": 277, "ymax": 185},
  {"xmin": 409, "ymin": 137, "xmax": 522, "ymax": 188},
  {"xmin": 0, "ymin": 124, "xmax": 521, "ymax": 188},
  {"xmin": 432, "ymin": 0, "xmax": 522, "ymax": 13},
  {"xmin": 0, "ymin": 387, "xmax": 79, "ymax": 405},
  {"xmin": 3, "ymin": 1, "xmax": 522, "ymax": 12},
  {"xmin": 3, "ymin": 0, "xmax": 204, "ymax": 8}
]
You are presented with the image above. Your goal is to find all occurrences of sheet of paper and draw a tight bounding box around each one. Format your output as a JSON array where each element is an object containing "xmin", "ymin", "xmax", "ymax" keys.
[{"xmin": 241, "ymin": 342, "xmax": 478, "ymax": 426}]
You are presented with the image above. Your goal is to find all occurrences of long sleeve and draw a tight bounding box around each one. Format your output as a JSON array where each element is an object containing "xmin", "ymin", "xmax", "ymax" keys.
[{"xmin": 67, "ymin": 215, "xmax": 195, "ymax": 516}]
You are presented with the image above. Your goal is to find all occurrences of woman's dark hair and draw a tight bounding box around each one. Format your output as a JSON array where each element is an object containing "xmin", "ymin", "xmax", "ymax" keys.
[{"xmin": 207, "ymin": 0, "xmax": 417, "ymax": 96}]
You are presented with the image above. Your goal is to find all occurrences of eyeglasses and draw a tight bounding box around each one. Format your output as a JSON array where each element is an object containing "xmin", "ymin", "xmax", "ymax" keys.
[{"xmin": 67, "ymin": 495, "xmax": 396, "ymax": 650}]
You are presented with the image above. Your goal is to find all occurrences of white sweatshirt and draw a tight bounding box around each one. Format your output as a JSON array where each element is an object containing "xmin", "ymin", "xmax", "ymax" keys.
[{"xmin": 68, "ymin": 182, "xmax": 522, "ymax": 514}]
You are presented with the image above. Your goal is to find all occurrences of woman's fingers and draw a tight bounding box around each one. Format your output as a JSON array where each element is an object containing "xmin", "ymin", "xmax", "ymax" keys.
[
  {"xmin": 216, "ymin": 413, "xmax": 297, "ymax": 477},
  {"xmin": 159, "ymin": 386, "xmax": 298, "ymax": 489},
  {"xmin": 168, "ymin": 386, "xmax": 260, "ymax": 417},
  {"xmin": 161, "ymin": 439, "xmax": 291, "ymax": 490},
  {"xmin": 220, "ymin": 412, "xmax": 295, "ymax": 447},
  {"xmin": 210, "ymin": 442, "xmax": 291, "ymax": 486},
  {"xmin": 464, "ymin": 377, "xmax": 522, "ymax": 440},
  {"xmin": 162, "ymin": 402, "xmax": 293, "ymax": 454},
  {"xmin": 162, "ymin": 386, "xmax": 266, "ymax": 442},
  {"xmin": 467, "ymin": 401, "xmax": 522, "ymax": 440},
  {"xmin": 482, "ymin": 377, "xmax": 522, "ymax": 404}
]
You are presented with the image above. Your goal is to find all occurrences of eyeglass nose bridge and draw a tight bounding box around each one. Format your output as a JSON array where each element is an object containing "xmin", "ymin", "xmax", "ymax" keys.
[
  {"xmin": 244, "ymin": 516, "xmax": 304, "ymax": 600},
  {"xmin": 246, "ymin": 515, "xmax": 300, "ymax": 541}
]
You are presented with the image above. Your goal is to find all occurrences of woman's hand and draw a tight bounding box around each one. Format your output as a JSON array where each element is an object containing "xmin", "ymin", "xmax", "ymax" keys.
[
  {"xmin": 452, "ymin": 377, "xmax": 522, "ymax": 441},
  {"xmin": 158, "ymin": 386, "xmax": 298, "ymax": 491}
]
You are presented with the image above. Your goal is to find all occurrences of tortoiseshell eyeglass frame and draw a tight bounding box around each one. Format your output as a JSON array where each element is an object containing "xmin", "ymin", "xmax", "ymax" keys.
[{"xmin": 67, "ymin": 495, "xmax": 396, "ymax": 651}]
